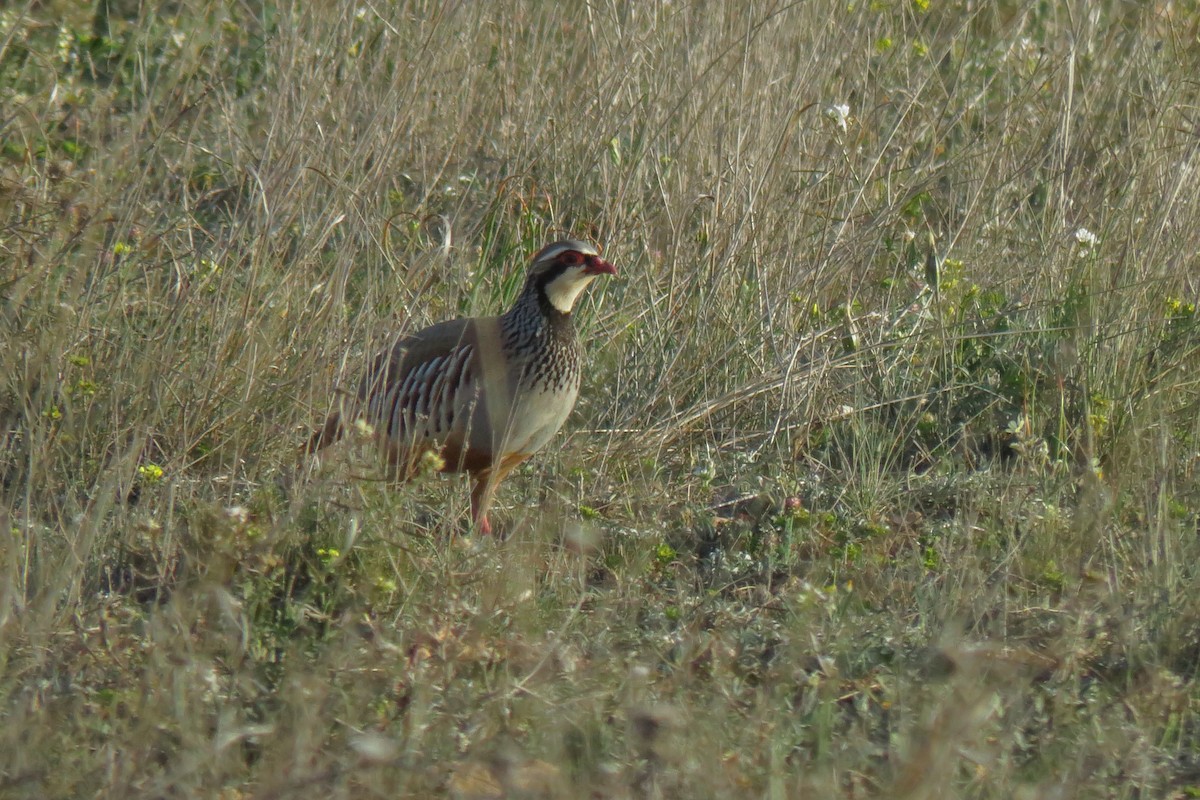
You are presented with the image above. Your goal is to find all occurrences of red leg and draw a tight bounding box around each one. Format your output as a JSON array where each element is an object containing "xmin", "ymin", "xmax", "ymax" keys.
[
  {"xmin": 468, "ymin": 456, "xmax": 528, "ymax": 536},
  {"xmin": 470, "ymin": 475, "xmax": 495, "ymax": 535}
]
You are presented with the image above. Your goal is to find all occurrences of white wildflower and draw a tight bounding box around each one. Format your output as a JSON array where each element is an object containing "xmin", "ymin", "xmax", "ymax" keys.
[
  {"xmin": 824, "ymin": 103, "xmax": 851, "ymax": 133},
  {"xmin": 1073, "ymin": 227, "xmax": 1098, "ymax": 248}
]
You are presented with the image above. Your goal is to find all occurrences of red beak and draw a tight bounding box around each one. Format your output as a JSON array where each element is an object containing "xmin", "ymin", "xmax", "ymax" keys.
[{"xmin": 584, "ymin": 255, "xmax": 617, "ymax": 276}]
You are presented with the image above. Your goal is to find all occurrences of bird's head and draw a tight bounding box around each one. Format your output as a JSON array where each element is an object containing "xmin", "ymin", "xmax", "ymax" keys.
[{"xmin": 527, "ymin": 239, "xmax": 617, "ymax": 314}]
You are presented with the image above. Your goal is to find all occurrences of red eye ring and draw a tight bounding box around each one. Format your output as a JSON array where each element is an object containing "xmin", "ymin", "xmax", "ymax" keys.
[{"xmin": 560, "ymin": 251, "xmax": 583, "ymax": 266}]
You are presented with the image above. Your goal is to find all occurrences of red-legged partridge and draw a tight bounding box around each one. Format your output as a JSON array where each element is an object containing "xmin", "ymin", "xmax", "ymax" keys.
[{"xmin": 306, "ymin": 239, "xmax": 617, "ymax": 534}]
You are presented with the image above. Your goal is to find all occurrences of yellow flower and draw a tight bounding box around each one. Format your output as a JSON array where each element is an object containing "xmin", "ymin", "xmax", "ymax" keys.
[{"xmin": 138, "ymin": 464, "xmax": 164, "ymax": 483}]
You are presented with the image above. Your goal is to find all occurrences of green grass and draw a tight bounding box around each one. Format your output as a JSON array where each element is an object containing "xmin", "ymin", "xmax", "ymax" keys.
[{"xmin": 2, "ymin": 0, "xmax": 1200, "ymax": 797}]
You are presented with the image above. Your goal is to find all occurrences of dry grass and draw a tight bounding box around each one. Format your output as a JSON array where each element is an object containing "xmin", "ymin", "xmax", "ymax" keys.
[{"xmin": 2, "ymin": 0, "xmax": 1200, "ymax": 797}]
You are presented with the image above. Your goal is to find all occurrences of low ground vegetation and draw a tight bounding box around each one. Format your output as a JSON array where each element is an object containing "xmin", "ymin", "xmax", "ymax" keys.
[{"xmin": 2, "ymin": 1, "xmax": 1199, "ymax": 797}]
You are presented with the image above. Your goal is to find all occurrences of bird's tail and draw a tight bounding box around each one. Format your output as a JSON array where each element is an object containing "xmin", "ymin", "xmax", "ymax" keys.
[{"xmin": 299, "ymin": 410, "xmax": 345, "ymax": 459}]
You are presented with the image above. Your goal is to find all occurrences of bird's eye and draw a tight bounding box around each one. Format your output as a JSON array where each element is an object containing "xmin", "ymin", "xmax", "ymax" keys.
[{"xmin": 560, "ymin": 251, "xmax": 583, "ymax": 266}]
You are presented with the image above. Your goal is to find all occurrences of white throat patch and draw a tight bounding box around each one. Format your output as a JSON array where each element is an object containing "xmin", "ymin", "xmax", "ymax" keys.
[{"xmin": 544, "ymin": 269, "xmax": 597, "ymax": 314}]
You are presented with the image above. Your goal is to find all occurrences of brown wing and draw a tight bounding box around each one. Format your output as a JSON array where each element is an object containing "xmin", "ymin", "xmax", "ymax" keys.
[
  {"xmin": 360, "ymin": 316, "xmax": 511, "ymax": 474},
  {"xmin": 361, "ymin": 317, "xmax": 472, "ymax": 440}
]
